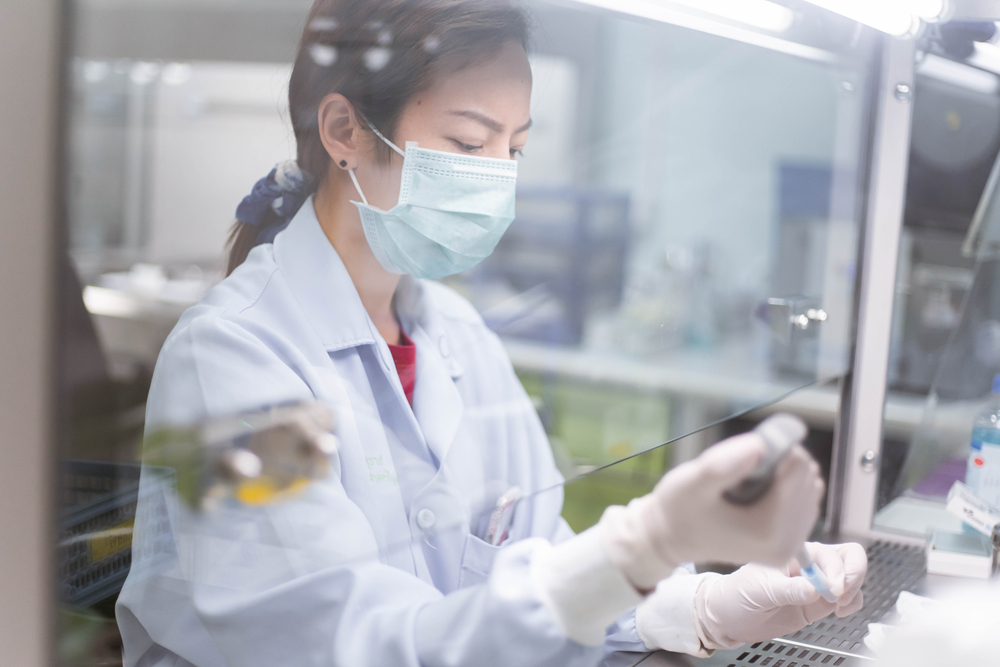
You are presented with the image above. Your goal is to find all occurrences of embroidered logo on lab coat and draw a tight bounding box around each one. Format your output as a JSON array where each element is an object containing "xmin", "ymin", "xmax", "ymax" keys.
[{"xmin": 365, "ymin": 455, "xmax": 398, "ymax": 485}]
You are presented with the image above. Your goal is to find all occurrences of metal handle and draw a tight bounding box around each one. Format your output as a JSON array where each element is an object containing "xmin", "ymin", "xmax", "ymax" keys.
[{"xmin": 756, "ymin": 296, "xmax": 828, "ymax": 342}]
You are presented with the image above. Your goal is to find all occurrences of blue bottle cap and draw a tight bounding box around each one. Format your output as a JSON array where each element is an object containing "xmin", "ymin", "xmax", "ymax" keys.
[{"xmin": 993, "ymin": 374, "xmax": 1000, "ymax": 395}]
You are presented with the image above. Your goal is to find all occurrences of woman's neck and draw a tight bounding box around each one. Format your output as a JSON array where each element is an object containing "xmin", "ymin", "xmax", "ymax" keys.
[{"xmin": 314, "ymin": 175, "xmax": 402, "ymax": 346}]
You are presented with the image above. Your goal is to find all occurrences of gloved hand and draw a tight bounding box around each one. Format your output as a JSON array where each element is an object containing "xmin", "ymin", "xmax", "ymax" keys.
[
  {"xmin": 600, "ymin": 424, "xmax": 824, "ymax": 591},
  {"xmin": 636, "ymin": 542, "xmax": 868, "ymax": 654},
  {"xmin": 529, "ymin": 416, "xmax": 824, "ymax": 646}
]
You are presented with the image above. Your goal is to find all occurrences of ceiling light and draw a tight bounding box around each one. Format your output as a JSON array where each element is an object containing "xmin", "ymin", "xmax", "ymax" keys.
[
  {"xmin": 804, "ymin": 0, "xmax": 919, "ymax": 37},
  {"xmin": 801, "ymin": 0, "xmax": 950, "ymax": 36},
  {"xmin": 908, "ymin": 0, "xmax": 948, "ymax": 21},
  {"xmin": 666, "ymin": 0, "xmax": 795, "ymax": 33}
]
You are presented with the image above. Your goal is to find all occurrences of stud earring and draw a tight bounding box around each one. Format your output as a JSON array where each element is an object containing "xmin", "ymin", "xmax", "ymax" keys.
[{"xmin": 339, "ymin": 160, "xmax": 347, "ymax": 168}]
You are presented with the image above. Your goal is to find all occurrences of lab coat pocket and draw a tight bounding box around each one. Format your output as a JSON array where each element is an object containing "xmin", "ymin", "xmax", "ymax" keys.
[{"xmin": 458, "ymin": 532, "xmax": 502, "ymax": 589}]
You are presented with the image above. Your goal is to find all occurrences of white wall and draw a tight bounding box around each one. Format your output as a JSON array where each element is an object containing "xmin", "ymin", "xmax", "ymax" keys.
[{"xmin": 147, "ymin": 62, "xmax": 295, "ymax": 264}]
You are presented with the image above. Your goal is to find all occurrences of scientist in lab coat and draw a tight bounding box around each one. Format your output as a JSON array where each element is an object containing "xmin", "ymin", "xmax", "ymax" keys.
[{"xmin": 116, "ymin": 1, "xmax": 868, "ymax": 665}]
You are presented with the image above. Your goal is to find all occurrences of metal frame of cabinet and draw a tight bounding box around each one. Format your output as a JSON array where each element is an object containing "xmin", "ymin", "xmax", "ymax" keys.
[
  {"xmin": 829, "ymin": 37, "xmax": 922, "ymax": 543},
  {"xmin": 7, "ymin": 1, "xmax": 996, "ymax": 665},
  {"xmin": 0, "ymin": 0, "xmax": 62, "ymax": 663}
]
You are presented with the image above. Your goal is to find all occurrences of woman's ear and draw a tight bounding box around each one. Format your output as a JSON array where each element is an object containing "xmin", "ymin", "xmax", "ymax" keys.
[{"xmin": 317, "ymin": 93, "xmax": 364, "ymax": 170}]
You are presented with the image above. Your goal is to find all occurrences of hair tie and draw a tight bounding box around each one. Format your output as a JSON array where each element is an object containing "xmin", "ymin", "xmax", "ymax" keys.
[{"xmin": 235, "ymin": 160, "xmax": 315, "ymax": 245}]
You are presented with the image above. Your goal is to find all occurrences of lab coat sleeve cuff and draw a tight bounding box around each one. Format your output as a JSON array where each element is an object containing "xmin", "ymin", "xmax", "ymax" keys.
[
  {"xmin": 635, "ymin": 571, "xmax": 721, "ymax": 658},
  {"xmin": 530, "ymin": 525, "xmax": 645, "ymax": 646}
]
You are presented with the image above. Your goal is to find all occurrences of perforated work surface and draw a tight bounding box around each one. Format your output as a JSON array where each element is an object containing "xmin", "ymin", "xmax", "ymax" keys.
[
  {"xmin": 699, "ymin": 540, "xmax": 927, "ymax": 667},
  {"xmin": 719, "ymin": 640, "xmax": 854, "ymax": 667}
]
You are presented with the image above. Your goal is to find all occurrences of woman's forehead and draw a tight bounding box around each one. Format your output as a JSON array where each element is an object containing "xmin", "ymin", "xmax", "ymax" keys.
[{"xmin": 415, "ymin": 42, "xmax": 532, "ymax": 127}]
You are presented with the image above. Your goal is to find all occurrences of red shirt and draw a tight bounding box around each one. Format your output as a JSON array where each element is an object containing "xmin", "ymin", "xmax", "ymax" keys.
[{"xmin": 388, "ymin": 331, "xmax": 416, "ymax": 406}]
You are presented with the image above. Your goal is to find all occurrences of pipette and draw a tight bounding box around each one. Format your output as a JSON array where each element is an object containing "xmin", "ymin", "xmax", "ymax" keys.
[
  {"xmin": 796, "ymin": 545, "xmax": 838, "ymax": 603},
  {"xmin": 722, "ymin": 413, "xmax": 838, "ymax": 603}
]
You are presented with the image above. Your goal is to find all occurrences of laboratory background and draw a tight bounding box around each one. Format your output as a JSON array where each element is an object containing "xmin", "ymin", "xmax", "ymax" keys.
[{"xmin": 4, "ymin": 0, "xmax": 1000, "ymax": 665}]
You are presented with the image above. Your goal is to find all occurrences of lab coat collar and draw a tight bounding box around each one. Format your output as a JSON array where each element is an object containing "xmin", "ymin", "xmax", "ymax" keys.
[
  {"xmin": 394, "ymin": 277, "xmax": 464, "ymax": 380},
  {"xmin": 273, "ymin": 198, "xmax": 463, "ymax": 385},
  {"xmin": 272, "ymin": 197, "xmax": 381, "ymax": 352},
  {"xmin": 273, "ymin": 199, "xmax": 465, "ymax": 462}
]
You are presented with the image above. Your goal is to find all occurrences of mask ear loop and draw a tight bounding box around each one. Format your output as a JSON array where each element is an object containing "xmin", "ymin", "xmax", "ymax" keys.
[
  {"xmin": 359, "ymin": 114, "xmax": 407, "ymax": 157},
  {"xmin": 348, "ymin": 114, "xmax": 407, "ymax": 206},
  {"xmin": 348, "ymin": 169, "xmax": 369, "ymax": 206}
]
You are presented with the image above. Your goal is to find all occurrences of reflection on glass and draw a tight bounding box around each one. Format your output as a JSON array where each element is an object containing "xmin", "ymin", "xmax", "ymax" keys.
[
  {"xmin": 441, "ymin": 7, "xmax": 872, "ymax": 470},
  {"xmin": 58, "ymin": 0, "xmax": 874, "ymax": 664},
  {"xmin": 875, "ymin": 254, "xmax": 1000, "ymax": 537},
  {"xmin": 875, "ymin": 56, "xmax": 1000, "ymax": 538}
]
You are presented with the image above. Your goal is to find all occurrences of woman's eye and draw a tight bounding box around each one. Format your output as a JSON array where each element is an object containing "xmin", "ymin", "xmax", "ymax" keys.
[
  {"xmin": 452, "ymin": 140, "xmax": 483, "ymax": 153},
  {"xmin": 510, "ymin": 148, "xmax": 524, "ymax": 158}
]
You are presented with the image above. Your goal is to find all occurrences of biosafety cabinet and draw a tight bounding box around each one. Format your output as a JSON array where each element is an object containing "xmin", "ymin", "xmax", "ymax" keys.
[{"xmin": 5, "ymin": 0, "xmax": 1000, "ymax": 665}]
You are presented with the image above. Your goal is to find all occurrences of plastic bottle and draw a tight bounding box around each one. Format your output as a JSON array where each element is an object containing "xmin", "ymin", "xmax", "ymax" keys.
[{"xmin": 966, "ymin": 374, "xmax": 1000, "ymax": 507}]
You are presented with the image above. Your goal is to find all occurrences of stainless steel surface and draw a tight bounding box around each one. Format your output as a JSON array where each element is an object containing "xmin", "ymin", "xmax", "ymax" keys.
[
  {"xmin": 0, "ymin": 0, "xmax": 61, "ymax": 663},
  {"xmin": 840, "ymin": 36, "xmax": 917, "ymax": 538},
  {"xmin": 600, "ymin": 540, "xmax": 927, "ymax": 667},
  {"xmin": 698, "ymin": 541, "xmax": 926, "ymax": 666},
  {"xmin": 782, "ymin": 541, "xmax": 926, "ymax": 655},
  {"xmin": 701, "ymin": 640, "xmax": 865, "ymax": 666}
]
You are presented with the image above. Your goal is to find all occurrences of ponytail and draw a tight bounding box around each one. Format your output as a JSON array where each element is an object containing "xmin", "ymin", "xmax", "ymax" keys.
[{"xmin": 225, "ymin": 160, "xmax": 314, "ymax": 276}]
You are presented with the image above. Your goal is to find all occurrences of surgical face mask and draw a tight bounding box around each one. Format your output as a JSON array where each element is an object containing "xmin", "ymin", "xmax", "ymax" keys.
[{"xmin": 348, "ymin": 122, "xmax": 517, "ymax": 280}]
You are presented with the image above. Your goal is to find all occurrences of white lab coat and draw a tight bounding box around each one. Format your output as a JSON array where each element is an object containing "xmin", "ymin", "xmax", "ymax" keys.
[{"xmin": 116, "ymin": 199, "xmax": 660, "ymax": 666}]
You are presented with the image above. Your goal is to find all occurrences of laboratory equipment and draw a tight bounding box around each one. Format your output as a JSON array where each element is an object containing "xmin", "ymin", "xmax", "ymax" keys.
[
  {"xmin": 945, "ymin": 480, "xmax": 1000, "ymax": 535},
  {"xmin": 926, "ymin": 530, "xmax": 993, "ymax": 578},
  {"xmin": 721, "ymin": 413, "xmax": 837, "ymax": 602},
  {"xmin": 143, "ymin": 401, "xmax": 337, "ymax": 509},
  {"xmin": 794, "ymin": 546, "xmax": 838, "ymax": 603},
  {"xmin": 965, "ymin": 373, "xmax": 1000, "ymax": 505},
  {"xmin": 722, "ymin": 413, "xmax": 807, "ymax": 505},
  {"xmin": 907, "ymin": 61, "xmax": 1000, "ymax": 236},
  {"xmin": 487, "ymin": 487, "xmax": 521, "ymax": 546},
  {"xmin": 767, "ymin": 165, "xmax": 836, "ymax": 378},
  {"xmin": 58, "ymin": 460, "xmax": 142, "ymax": 607},
  {"xmin": 59, "ymin": 402, "xmax": 338, "ymax": 610},
  {"xmin": 885, "ymin": 53, "xmax": 1000, "ymax": 395}
]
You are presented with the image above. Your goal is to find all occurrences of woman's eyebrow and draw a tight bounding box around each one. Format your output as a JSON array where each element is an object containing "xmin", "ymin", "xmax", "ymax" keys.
[{"xmin": 447, "ymin": 109, "xmax": 532, "ymax": 134}]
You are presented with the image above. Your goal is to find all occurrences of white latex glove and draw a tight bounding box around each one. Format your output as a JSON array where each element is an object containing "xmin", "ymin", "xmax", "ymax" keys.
[
  {"xmin": 601, "ymin": 427, "xmax": 824, "ymax": 591},
  {"xmin": 530, "ymin": 418, "xmax": 823, "ymax": 646},
  {"xmin": 689, "ymin": 542, "xmax": 868, "ymax": 651}
]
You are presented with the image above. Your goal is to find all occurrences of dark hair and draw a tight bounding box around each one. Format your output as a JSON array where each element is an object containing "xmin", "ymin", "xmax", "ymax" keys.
[{"xmin": 226, "ymin": 0, "xmax": 531, "ymax": 275}]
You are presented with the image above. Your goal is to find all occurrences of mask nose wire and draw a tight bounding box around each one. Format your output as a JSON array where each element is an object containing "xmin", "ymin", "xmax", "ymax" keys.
[{"xmin": 349, "ymin": 113, "xmax": 408, "ymax": 207}]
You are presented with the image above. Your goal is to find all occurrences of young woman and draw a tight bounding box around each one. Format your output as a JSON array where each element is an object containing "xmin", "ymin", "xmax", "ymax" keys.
[{"xmin": 117, "ymin": 1, "xmax": 867, "ymax": 665}]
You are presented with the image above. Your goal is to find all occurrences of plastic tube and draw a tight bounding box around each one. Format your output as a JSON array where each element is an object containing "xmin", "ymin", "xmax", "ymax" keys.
[{"xmin": 796, "ymin": 546, "xmax": 838, "ymax": 603}]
